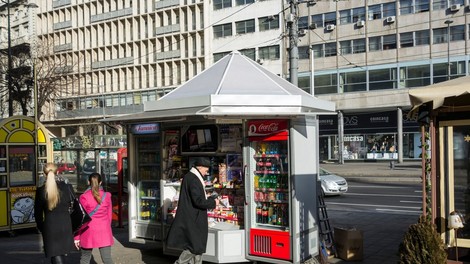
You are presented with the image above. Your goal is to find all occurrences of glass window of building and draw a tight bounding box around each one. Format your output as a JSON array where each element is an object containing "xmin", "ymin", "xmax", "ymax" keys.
[
  {"xmin": 369, "ymin": 36, "xmax": 382, "ymax": 51},
  {"xmin": 400, "ymin": 65, "xmax": 431, "ymax": 88},
  {"xmin": 416, "ymin": 0, "xmax": 430, "ymax": 12},
  {"xmin": 399, "ymin": 0, "xmax": 413, "ymax": 14},
  {"xmin": 315, "ymin": 74, "xmax": 338, "ymax": 95},
  {"xmin": 298, "ymin": 16, "xmax": 309, "ymax": 29},
  {"xmin": 340, "ymin": 71, "xmax": 366, "ymax": 93},
  {"xmin": 259, "ymin": 45, "xmax": 280, "ymax": 60},
  {"xmin": 235, "ymin": 19, "xmax": 255, "ymax": 35},
  {"xmin": 451, "ymin": 25, "xmax": 465, "ymax": 41},
  {"xmin": 339, "ymin": 9, "xmax": 352, "ymax": 24},
  {"xmin": 259, "ymin": 15, "xmax": 279, "ymax": 31},
  {"xmin": 235, "ymin": 0, "xmax": 255, "ymax": 5},
  {"xmin": 432, "ymin": 0, "xmax": 447, "ymax": 9},
  {"xmin": 324, "ymin": 12, "xmax": 336, "ymax": 26},
  {"xmin": 369, "ymin": 68, "xmax": 397, "ymax": 90},
  {"xmin": 213, "ymin": 0, "xmax": 232, "ymax": 10},
  {"xmin": 312, "ymin": 44, "xmax": 322, "ymax": 58},
  {"xmin": 383, "ymin": 2, "xmax": 396, "ymax": 17},
  {"xmin": 324, "ymin": 42, "xmax": 337, "ymax": 57},
  {"xmin": 340, "ymin": 40, "xmax": 352, "ymax": 55},
  {"xmin": 433, "ymin": 27, "xmax": 446, "ymax": 44},
  {"xmin": 352, "ymin": 7, "xmax": 366, "ymax": 22},
  {"xmin": 400, "ymin": 32, "xmax": 414, "ymax": 47},
  {"xmin": 214, "ymin": 52, "xmax": 230, "ymax": 62},
  {"xmin": 383, "ymin": 34, "xmax": 397, "ymax": 50},
  {"xmin": 415, "ymin": 29, "xmax": 430, "ymax": 45},
  {"xmin": 299, "ymin": 46, "xmax": 309, "ymax": 59},
  {"xmin": 311, "ymin": 14, "xmax": 324, "ymax": 28},
  {"xmin": 353, "ymin": 39, "xmax": 366, "ymax": 54},
  {"xmin": 213, "ymin": 23, "xmax": 232, "ymax": 38},
  {"xmin": 368, "ymin": 4, "xmax": 382, "ymax": 20},
  {"xmin": 240, "ymin": 48, "xmax": 255, "ymax": 61}
]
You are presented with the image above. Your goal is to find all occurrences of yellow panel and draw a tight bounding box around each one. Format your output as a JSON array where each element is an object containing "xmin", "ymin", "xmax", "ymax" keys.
[
  {"xmin": 23, "ymin": 120, "xmax": 34, "ymax": 132},
  {"xmin": 5, "ymin": 120, "xmax": 20, "ymax": 132},
  {"xmin": 0, "ymin": 129, "xmax": 8, "ymax": 143},
  {"xmin": 38, "ymin": 129, "xmax": 46, "ymax": 143},
  {"xmin": 9, "ymin": 131, "xmax": 34, "ymax": 143},
  {"xmin": 0, "ymin": 191, "xmax": 7, "ymax": 227}
]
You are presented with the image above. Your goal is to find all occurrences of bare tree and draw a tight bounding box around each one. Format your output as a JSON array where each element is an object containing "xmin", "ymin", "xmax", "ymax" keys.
[{"xmin": 0, "ymin": 37, "xmax": 81, "ymax": 120}]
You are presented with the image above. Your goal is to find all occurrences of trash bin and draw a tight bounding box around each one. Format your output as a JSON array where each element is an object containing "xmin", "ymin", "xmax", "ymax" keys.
[{"xmin": 334, "ymin": 227, "xmax": 363, "ymax": 261}]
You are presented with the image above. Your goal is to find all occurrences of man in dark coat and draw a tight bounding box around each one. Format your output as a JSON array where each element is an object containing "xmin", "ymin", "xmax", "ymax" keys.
[{"xmin": 166, "ymin": 157, "xmax": 219, "ymax": 264}]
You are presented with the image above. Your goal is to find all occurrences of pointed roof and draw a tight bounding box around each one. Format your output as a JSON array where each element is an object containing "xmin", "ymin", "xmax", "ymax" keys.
[{"xmin": 106, "ymin": 51, "xmax": 335, "ymax": 123}]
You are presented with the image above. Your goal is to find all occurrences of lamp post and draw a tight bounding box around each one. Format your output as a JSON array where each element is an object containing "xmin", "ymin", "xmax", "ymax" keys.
[{"xmin": 445, "ymin": 19, "xmax": 453, "ymax": 81}]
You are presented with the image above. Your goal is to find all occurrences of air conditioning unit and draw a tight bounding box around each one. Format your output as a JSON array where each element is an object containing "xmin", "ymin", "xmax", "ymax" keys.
[
  {"xmin": 298, "ymin": 29, "xmax": 307, "ymax": 36},
  {"xmin": 450, "ymin": 4, "xmax": 461, "ymax": 11},
  {"xmin": 326, "ymin": 24, "xmax": 336, "ymax": 31},
  {"xmin": 356, "ymin": 20, "xmax": 365, "ymax": 27},
  {"xmin": 386, "ymin": 16, "xmax": 396, "ymax": 23}
]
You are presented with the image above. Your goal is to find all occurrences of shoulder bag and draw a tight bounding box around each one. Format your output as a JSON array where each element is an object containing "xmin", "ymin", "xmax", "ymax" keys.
[{"xmin": 68, "ymin": 185, "xmax": 92, "ymax": 234}]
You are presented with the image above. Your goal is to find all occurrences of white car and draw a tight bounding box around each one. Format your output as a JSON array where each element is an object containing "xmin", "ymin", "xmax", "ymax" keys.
[{"xmin": 320, "ymin": 168, "xmax": 348, "ymax": 196}]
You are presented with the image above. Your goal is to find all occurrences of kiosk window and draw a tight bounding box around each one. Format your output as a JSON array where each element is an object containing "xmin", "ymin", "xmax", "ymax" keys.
[
  {"xmin": 182, "ymin": 125, "xmax": 218, "ymax": 152},
  {"xmin": 9, "ymin": 147, "xmax": 35, "ymax": 186}
]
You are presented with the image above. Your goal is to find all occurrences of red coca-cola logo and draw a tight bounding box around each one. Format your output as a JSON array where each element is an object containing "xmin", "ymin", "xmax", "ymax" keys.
[
  {"xmin": 258, "ymin": 123, "xmax": 279, "ymax": 132},
  {"xmin": 248, "ymin": 120, "xmax": 287, "ymax": 136}
]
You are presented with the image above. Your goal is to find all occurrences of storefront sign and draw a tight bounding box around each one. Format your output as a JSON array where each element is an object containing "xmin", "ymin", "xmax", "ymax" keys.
[
  {"xmin": 131, "ymin": 123, "xmax": 160, "ymax": 134},
  {"xmin": 319, "ymin": 111, "xmax": 419, "ymax": 134},
  {"xmin": 247, "ymin": 120, "xmax": 288, "ymax": 136},
  {"xmin": 344, "ymin": 136, "xmax": 364, "ymax": 142}
]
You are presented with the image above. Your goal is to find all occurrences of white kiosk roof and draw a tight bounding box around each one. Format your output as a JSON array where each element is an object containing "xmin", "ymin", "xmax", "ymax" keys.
[{"xmin": 106, "ymin": 51, "xmax": 335, "ymax": 122}]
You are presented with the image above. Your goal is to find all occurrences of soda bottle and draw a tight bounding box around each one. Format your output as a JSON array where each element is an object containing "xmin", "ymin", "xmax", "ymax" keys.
[
  {"xmin": 262, "ymin": 203, "xmax": 268, "ymax": 224},
  {"xmin": 272, "ymin": 204, "xmax": 278, "ymax": 225},
  {"xmin": 268, "ymin": 203, "xmax": 274, "ymax": 224},
  {"xmin": 254, "ymin": 174, "xmax": 259, "ymax": 189},
  {"xmin": 256, "ymin": 202, "xmax": 263, "ymax": 223}
]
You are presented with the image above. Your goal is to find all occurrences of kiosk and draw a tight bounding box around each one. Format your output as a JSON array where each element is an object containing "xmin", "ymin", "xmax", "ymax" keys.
[
  {"xmin": 0, "ymin": 115, "xmax": 51, "ymax": 234},
  {"xmin": 105, "ymin": 52, "xmax": 335, "ymax": 263}
]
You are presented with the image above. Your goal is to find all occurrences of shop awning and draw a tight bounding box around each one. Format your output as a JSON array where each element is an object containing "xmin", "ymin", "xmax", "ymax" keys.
[
  {"xmin": 104, "ymin": 51, "xmax": 335, "ymax": 123},
  {"xmin": 409, "ymin": 76, "xmax": 470, "ymax": 114}
]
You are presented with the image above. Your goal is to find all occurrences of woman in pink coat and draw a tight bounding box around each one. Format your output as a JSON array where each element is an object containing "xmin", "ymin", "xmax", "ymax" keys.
[{"xmin": 74, "ymin": 172, "xmax": 114, "ymax": 264}]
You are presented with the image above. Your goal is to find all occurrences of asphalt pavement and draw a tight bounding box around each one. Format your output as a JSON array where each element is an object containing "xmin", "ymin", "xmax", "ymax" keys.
[{"xmin": 0, "ymin": 160, "xmax": 424, "ymax": 264}]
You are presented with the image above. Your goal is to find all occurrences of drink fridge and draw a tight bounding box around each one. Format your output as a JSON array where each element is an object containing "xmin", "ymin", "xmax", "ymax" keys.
[{"xmin": 244, "ymin": 119, "xmax": 319, "ymax": 263}]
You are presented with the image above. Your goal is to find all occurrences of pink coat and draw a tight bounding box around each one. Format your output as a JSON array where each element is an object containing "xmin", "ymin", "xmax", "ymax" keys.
[{"xmin": 74, "ymin": 189, "xmax": 114, "ymax": 249}]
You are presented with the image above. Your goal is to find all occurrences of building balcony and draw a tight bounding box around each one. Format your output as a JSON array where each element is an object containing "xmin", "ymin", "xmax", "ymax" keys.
[
  {"xmin": 155, "ymin": 24, "xmax": 180, "ymax": 35},
  {"xmin": 90, "ymin": 8, "xmax": 133, "ymax": 23},
  {"xmin": 91, "ymin": 57, "xmax": 134, "ymax": 69},
  {"xmin": 155, "ymin": 0, "xmax": 179, "ymax": 10},
  {"xmin": 52, "ymin": 0, "xmax": 71, "ymax": 8}
]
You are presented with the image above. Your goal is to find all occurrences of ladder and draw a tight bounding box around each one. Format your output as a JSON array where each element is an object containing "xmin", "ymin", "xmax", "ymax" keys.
[{"xmin": 317, "ymin": 187, "xmax": 335, "ymax": 260}]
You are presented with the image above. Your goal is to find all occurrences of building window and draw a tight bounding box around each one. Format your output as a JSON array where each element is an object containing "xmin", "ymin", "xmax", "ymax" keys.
[
  {"xmin": 400, "ymin": 32, "xmax": 414, "ymax": 47},
  {"xmin": 369, "ymin": 68, "xmax": 397, "ymax": 90},
  {"xmin": 299, "ymin": 46, "xmax": 310, "ymax": 59},
  {"xmin": 339, "ymin": 10, "xmax": 352, "ymax": 24},
  {"xmin": 240, "ymin": 48, "xmax": 255, "ymax": 61},
  {"xmin": 259, "ymin": 15, "xmax": 279, "ymax": 31},
  {"xmin": 383, "ymin": 2, "xmax": 396, "ymax": 17},
  {"xmin": 432, "ymin": 0, "xmax": 464, "ymax": 10},
  {"xmin": 236, "ymin": 19, "xmax": 255, "ymax": 35},
  {"xmin": 314, "ymin": 74, "xmax": 338, "ymax": 95},
  {"xmin": 235, "ymin": 0, "xmax": 255, "ymax": 5},
  {"xmin": 400, "ymin": 0, "xmax": 430, "ymax": 14},
  {"xmin": 340, "ymin": 71, "xmax": 366, "ymax": 93},
  {"xmin": 259, "ymin": 45, "xmax": 280, "ymax": 60},
  {"xmin": 368, "ymin": 5, "xmax": 382, "ymax": 20},
  {"xmin": 312, "ymin": 12, "xmax": 336, "ymax": 28},
  {"xmin": 416, "ymin": 29, "xmax": 430, "ymax": 45},
  {"xmin": 353, "ymin": 7, "xmax": 366, "ymax": 23},
  {"xmin": 433, "ymin": 27, "xmax": 446, "ymax": 44},
  {"xmin": 298, "ymin": 16, "xmax": 309, "ymax": 29},
  {"xmin": 213, "ymin": 23, "xmax": 232, "ymax": 38},
  {"xmin": 451, "ymin": 25, "xmax": 465, "ymax": 41},
  {"xmin": 341, "ymin": 39, "xmax": 366, "ymax": 54},
  {"xmin": 415, "ymin": 0, "xmax": 430, "ymax": 13},
  {"xmin": 369, "ymin": 34, "xmax": 396, "ymax": 51},
  {"xmin": 400, "ymin": 65, "xmax": 430, "ymax": 88},
  {"xmin": 312, "ymin": 44, "xmax": 322, "ymax": 58},
  {"xmin": 433, "ymin": 61, "xmax": 465, "ymax": 83},
  {"xmin": 339, "ymin": 7, "xmax": 366, "ymax": 24},
  {"xmin": 324, "ymin": 42, "xmax": 337, "ymax": 57},
  {"xmin": 213, "ymin": 0, "xmax": 232, "ymax": 10}
]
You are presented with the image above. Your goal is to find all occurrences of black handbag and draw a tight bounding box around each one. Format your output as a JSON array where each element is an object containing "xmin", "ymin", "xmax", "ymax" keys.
[{"xmin": 68, "ymin": 185, "xmax": 92, "ymax": 234}]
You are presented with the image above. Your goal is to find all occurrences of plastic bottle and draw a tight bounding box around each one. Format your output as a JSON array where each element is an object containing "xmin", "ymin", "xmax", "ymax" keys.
[
  {"xmin": 256, "ymin": 202, "xmax": 263, "ymax": 223},
  {"xmin": 268, "ymin": 203, "xmax": 274, "ymax": 224},
  {"xmin": 262, "ymin": 203, "xmax": 268, "ymax": 223}
]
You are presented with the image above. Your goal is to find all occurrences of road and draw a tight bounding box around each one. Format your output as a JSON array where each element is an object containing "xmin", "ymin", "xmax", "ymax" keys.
[{"xmin": 325, "ymin": 180, "xmax": 423, "ymax": 215}]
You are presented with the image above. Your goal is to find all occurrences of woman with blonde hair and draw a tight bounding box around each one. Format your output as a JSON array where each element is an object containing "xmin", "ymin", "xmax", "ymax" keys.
[
  {"xmin": 34, "ymin": 162, "xmax": 75, "ymax": 264},
  {"xmin": 74, "ymin": 172, "xmax": 114, "ymax": 264}
]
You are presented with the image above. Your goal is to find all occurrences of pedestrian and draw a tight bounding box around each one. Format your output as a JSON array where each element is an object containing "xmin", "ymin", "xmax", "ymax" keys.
[
  {"xmin": 166, "ymin": 157, "xmax": 219, "ymax": 264},
  {"xmin": 74, "ymin": 172, "xmax": 114, "ymax": 264},
  {"xmin": 34, "ymin": 162, "xmax": 75, "ymax": 264}
]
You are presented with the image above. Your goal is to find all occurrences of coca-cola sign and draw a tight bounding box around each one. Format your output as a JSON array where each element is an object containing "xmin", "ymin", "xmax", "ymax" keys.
[{"xmin": 247, "ymin": 120, "xmax": 288, "ymax": 136}]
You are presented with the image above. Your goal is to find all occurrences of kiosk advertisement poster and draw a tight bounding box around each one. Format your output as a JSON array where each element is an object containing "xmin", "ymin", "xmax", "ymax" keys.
[
  {"xmin": 0, "ymin": 191, "xmax": 7, "ymax": 226},
  {"xmin": 10, "ymin": 186, "xmax": 36, "ymax": 225}
]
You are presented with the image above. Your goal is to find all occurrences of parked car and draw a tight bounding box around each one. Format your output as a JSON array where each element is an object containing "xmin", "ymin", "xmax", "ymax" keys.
[
  {"xmin": 320, "ymin": 168, "xmax": 348, "ymax": 196},
  {"xmin": 57, "ymin": 163, "xmax": 77, "ymax": 174}
]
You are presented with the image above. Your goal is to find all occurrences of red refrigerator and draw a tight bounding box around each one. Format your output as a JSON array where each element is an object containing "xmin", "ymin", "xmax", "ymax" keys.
[{"xmin": 245, "ymin": 118, "xmax": 320, "ymax": 263}]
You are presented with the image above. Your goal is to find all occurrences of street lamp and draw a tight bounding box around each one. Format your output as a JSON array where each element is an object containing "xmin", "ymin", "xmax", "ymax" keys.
[
  {"xmin": 1, "ymin": 0, "xmax": 38, "ymax": 116},
  {"xmin": 445, "ymin": 20, "xmax": 453, "ymax": 81}
]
